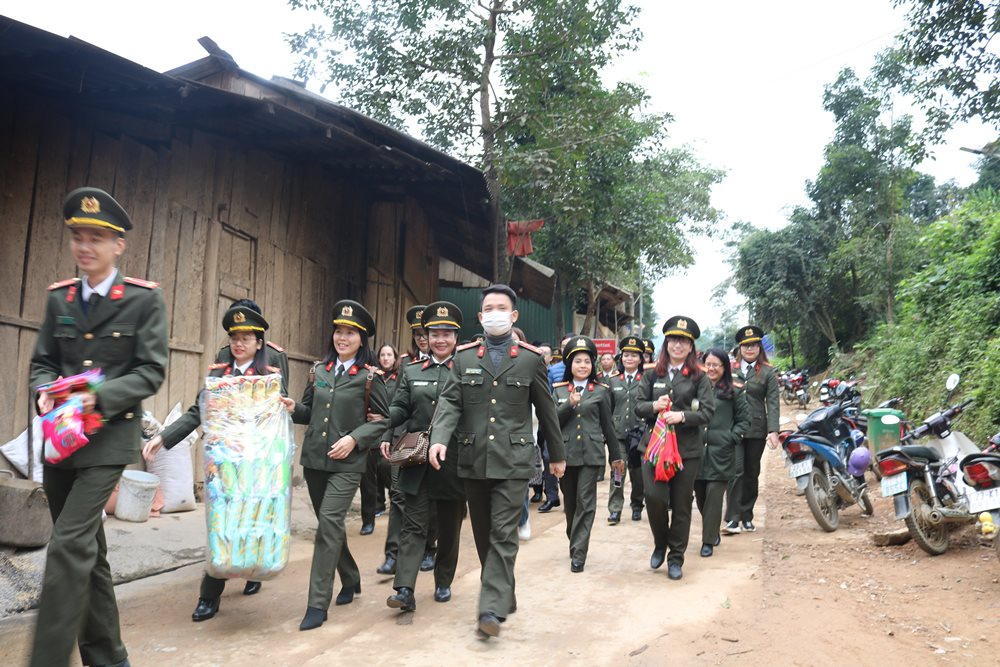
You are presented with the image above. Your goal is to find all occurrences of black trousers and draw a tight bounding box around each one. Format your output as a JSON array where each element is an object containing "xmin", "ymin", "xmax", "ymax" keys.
[
  {"xmin": 361, "ymin": 449, "xmax": 392, "ymax": 524},
  {"xmin": 725, "ymin": 437, "xmax": 766, "ymax": 522},
  {"xmin": 642, "ymin": 456, "xmax": 701, "ymax": 567}
]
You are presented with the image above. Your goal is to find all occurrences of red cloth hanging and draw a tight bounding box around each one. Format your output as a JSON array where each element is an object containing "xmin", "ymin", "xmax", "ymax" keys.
[{"xmin": 506, "ymin": 219, "xmax": 545, "ymax": 256}]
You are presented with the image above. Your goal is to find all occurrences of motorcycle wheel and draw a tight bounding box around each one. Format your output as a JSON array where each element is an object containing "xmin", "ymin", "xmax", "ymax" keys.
[
  {"xmin": 859, "ymin": 489, "xmax": 874, "ymax": 517},
  {"xmin": 804, "ymin": 467, "xmax": 839, "ymax": 532},
  {"xmin": 903, "ymin": 478, "xmax": 949, "ymax": 556},
  {"xmin": 783, "ymin": 391, "xmax": 794, "ymax": 406}
]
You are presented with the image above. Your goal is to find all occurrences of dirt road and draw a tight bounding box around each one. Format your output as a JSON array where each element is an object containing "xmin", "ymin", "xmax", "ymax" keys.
[{"xmin": 2, "ymin": 404, "xmax": 998, "ymax": 665}]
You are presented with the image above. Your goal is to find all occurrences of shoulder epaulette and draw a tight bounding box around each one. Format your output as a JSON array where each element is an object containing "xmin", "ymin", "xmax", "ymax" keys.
[
  {"xmin": 552, "ymin": 381, "xmax": 569, "ymax": 388},
  {"xmin": 266, "ymin": 365, "xmax": 281, "ymax": 374},
  {"xmin": 208, "ymin": 362, "xmax": 227, "ymax": 370},
  {"xmin": 218, "ymin": 344, "xmax": 229, "ymax": 351},
  {"xmin": 598, "ymin": 382, "xmax": 610, "ymax": 389},
  {"xmin": 408, "ymin": 357, "xmax": 424, "ymax": 365},
  {"xmin": 47, "ymin": 277, "xmax": 80, "ymax": 291},
  {"xmin": 457, "ymin": 341, "xmax": 481, "ymax": 352},
  {"xmin": 515, "ymin": 340, "xmax": 542, "ymax": 354},
  {"xmin": 643, "ymin": 362, "xmax": 657, "ymax": 370},
  {"xmin": 266, "ymin": 341, "xmax": 285, "ymax": 353},
  {"xmin": 123, "ymin": 276, "xmax": 159, "ymax": 289},
  {"xmin": 364, "ymin": 364, "xmax": 385, "ymax": 375}
]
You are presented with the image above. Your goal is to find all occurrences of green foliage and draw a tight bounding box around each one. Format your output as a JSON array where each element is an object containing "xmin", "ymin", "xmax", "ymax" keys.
[
  {"xmin": 877, "ymin": 0, "xmax": 1000, "ymax": 141},
  {"xmin": 858, "ymin": 191, "xmax": 1000, "ymax": 441}
]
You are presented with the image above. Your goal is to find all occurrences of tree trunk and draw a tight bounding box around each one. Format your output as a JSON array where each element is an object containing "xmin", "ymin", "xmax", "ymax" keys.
[
  {"xmin": 580, "ymin": 280, "xmax": 598, "ymax": 335},
  {"xmin": 786, "ymin": 324, "xmax": 797, "ymax": 368},
  {"xmin": 481, "ymin": 1, "xmax": 509, "ymax": 283}
]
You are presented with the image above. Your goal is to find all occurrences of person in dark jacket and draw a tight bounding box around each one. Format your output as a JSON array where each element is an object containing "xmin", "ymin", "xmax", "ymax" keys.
[
  {"xmin": 552, "ymin": 336, "xmax": 623, "ymax": 572},
  {"xmin": 723, "ymin": 325, "xmax": 780, "ymax": 534},
  {"xmin": 694, "ymin": 348, "xmax": 750, "ymax": 557},
  {"xmin": 635, "ymin": 316, "xmax": 715, "ymax": 581},
  {"xmin": 383, "ymin": 302, "xmax": 467, "ymax": 612},
  {"xmin": 281, "ymin": 300, "xmax": 390, "ymax": 631}
]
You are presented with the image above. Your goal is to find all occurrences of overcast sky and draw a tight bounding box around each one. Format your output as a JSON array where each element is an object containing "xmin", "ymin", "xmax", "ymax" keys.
[{"xmin": 3, "ymin": 1, "xmax": 988, "ymax": 342}]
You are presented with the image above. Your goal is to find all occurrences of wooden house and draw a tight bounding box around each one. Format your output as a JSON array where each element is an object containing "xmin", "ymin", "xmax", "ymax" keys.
[{"xmin": 0, "ymin": 17, "xmax": 492, "ymax": 480}]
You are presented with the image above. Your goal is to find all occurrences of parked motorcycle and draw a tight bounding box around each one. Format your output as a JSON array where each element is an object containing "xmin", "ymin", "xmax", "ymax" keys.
[
  {"xmin": 874, "ymin": 374, "xmax": 979, "ymax": 556},
  {"xmin": 781, "ymin": 370, "xmax": 810, "ymax": 408},
  {"xmin": 959, "ymin": 432, "xmax": 1000, "ymax": 562},
  {"xmin": 782, "ymin": 396, "xmax": 874, "ymax": 532}
]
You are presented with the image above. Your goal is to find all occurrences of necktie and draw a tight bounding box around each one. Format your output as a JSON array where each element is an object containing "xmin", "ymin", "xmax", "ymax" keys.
[
  {"xmin": 626, "ymin": 375, "xmax": 633, "ymax": 386},
  {"xmin": 233, "ymin": 367, "xmax": 242, "ymax": 377},
  {"xmin": 83, "ymin": 292, "xmax": 100, "ymax": 315},
  {"xmin": 336, "ymin": 364, "xmax": 346, "ymax": 380}
]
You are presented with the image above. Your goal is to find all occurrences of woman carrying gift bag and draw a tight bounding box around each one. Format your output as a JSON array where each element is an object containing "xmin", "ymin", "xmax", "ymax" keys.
[
  {"xmin": 144, "ymin": 304, "xmax": 285, "ymax": 621},
  {"xmin": 552, "ymin": 336, "xmax": 623, "ymax": 572},
  {"xmin": 635, "ymin": 316, "xmax": 714, "ymax": 581},
  {"xmin": 281, "ymin": 300, "xmax": 390, "ymax": 631}
]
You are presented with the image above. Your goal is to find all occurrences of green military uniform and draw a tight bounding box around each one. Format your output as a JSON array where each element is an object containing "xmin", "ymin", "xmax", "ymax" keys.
[
  {"xmin": 291, "ymin": 300, "xmax": 389, "ymax": 620},
  {"xmin": 431, "ymin": 311, "xmax": 563, "ymax": 624},
  {"xmin": 160, "ymin": 305, "xmax": 283, "ymax": 613},
  {"xmin": 635, "ymin": 316, "xmax": 715, "ymax": 574},
  {"xmin": 29, "ymin": 187, "xmax": 168, "ymax": 667},
  {"xmin": 385, "ymin": 301, "xmax": 467, "ymax": 608},
  {"xmin": 695, "ymin": 383, "xmax": 750, "ymax": 548},
  {"xmin": 725, "ymin": 325, "xmax": 780, "ymax": 526},
  {"xmin": 607, "ymin": 335, "xmax": 647, "ymax": 520},
  {"xmin": 378, "ymin": 369, "xmax": 405, "ymax": 568},
  {"xmin": 552, "ymin": 337, "xmax": 622, "ymax": 569}
]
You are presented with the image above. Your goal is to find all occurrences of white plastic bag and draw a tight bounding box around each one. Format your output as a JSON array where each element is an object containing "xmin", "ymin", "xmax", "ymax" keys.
[
  {"xmin": 0, "ymin": 417, "xmax": 44, "ymax": 483},
  {"xmin": 144, "ymin": 403, "xmax": 196, "ymax": 513}
]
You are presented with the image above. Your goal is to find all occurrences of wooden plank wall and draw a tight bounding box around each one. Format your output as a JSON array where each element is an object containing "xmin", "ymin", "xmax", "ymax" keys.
[{"xmin": 0, "ymin": 88, "xmax": 441, "ymax": 485}]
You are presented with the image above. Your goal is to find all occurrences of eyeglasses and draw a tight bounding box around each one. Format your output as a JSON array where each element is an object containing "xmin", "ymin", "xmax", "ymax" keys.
[
  {"xmin": 413, "ymin": 333, "xmax": 428, "ymax": 340},
  {"xmin": 704, "ymin": 363, "xmax": 724, "ymax": 369}
]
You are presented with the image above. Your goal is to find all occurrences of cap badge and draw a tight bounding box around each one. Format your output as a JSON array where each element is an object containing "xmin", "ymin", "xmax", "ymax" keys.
[
  {"xmin": 677, "ymin": 319, "xmax": 688, "ymax": 330},
  {"xmin": 342, "ymin": 305, "xmax": 354, "ymax": 317},
  {"xmin": 437, "ymin": 306, "xmax": 448, "ymax": 317},
  {"xmin": 577, "ymin": 338, "xmax": 586, "ymax": 347},
  {"xmin": 745, "ymin": 328, "xmax": 754, "ymax": 337},
  {"xmin": 233, "ymin": 312, "xmax": 246, "ymax": 323},
  {"xmin": 81, "ymin": 196, "xmax": 101, "ymax": 214}
]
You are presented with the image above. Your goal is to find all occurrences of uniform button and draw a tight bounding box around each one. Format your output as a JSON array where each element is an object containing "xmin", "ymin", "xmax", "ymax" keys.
[
  {"xmin": 488, "ymin": 434, "xmax": 495, "ymax": 441},
  {"xmin": 84, "ymin": 333, "xmax": 94, "ymax": 340},
  {"xmin": 124, "ymin": 412, "xmax": 134, "ymax": 420},
  {"xmin": 576, "ymin": 435, "xmax": 582, "ymax": 440},
  {"xmin": 431, "ymin": 400, "xmax": 436, "ymax": 405},
  {"xmin": 322, "ymin": 431, "xmax": 327, "ymax": 437},
  {"xmin": 490, "ymin": 417, "xmax": 496, "ymax": 423},
  {"xmin": 493, "ymin": 380, "xmax": 498, "ymax": 386},
  {"xmin": 324, "ymin": 417, "xmax": 329, "ymax": 423},
  {"xmin": 433, "ymin": 382, "xmax": 438, "ymax": 386},
  {"xmin": 520, "ymin": 437, "xmax": 525, "ymax": 443},
  {"xmin": 491, "ymin": 399, "xmax": 496, "ymax": 404},
  {"xmin": 112, "ymin": 332, "xmax": 121, "ymax": 338},
  {"xmin": 576, "ymin": 424, "xmax": 581, "ymax": 429},
  {"xmin": 82, "ymin": 360, "xmax": 93, "ymax": 367},
  {"xmin": 326, "ymin": 403, "xmax": 331, "ymax": 408}
]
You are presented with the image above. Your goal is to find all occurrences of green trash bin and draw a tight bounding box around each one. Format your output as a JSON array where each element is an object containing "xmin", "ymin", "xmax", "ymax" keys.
[{"xmin": 863, "ymin": 408, "xmax": 906, "ymax": 453}]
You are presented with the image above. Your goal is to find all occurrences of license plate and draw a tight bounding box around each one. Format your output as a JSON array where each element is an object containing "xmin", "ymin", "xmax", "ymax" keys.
[
  {"xmin": 967, "ymin": 486, "xmax": 1000, "ymax": 513},
  {"xmin": 788, "ymin": 457, "xmax": 813, "ymax": 478},
  {"xmin": 796, "ymin": 389, "xmax": 806, "ymax": 396},
  {"xmin": 880, "ymin": 472, "xmax": 907, "ymax": 497}
]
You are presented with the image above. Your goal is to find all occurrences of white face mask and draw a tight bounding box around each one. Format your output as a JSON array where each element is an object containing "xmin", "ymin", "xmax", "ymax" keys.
[{"xmin": 481, "ymin": 310, "xmax": 513, "ymax": 336}]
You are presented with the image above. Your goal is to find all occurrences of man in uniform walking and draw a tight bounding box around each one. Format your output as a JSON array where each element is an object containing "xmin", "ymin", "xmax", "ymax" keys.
[
  {"xmin": 429, "ymin": 284, "xmax": 564, "ymax": 639},
  {"xmin": 29, "ymin": 187, "xmax": 168, "ymax": 667}
]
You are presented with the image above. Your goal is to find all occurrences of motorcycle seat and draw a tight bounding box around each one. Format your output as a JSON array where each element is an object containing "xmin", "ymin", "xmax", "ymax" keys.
[
  {"xmin": 795, "ymin": 433, "xmax": 836, "ymax": 447},
  {"xmin": 897, "ymin": 445, "xmax": 941, "ymax": 462}
]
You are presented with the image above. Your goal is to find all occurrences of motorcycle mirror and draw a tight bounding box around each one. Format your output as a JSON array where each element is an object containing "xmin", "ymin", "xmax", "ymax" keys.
[
  {"xmin": 945, "ymin": 373, "xmax": 960, "ymax": 392},
  {"xmin": 880, "ymin": 414, "xmax": 900, "ymax": 426}
]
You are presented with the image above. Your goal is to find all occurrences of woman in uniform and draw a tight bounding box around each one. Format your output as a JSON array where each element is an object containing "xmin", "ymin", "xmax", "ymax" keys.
[
  {"xmin": 552, "ymin": 336, "xmax": 623, "ymax": 572},
  {"xmin": 401, "ymin": 305, "xmax": 430, "ymax": 362},
  {"xmin": 383, "ymin": 301, "xmax": 466, "ymax": 612},
  {"xmin": 723, "ymin": 326, "xmax": 780, "ymax": 535},
  {"xmin": 695, "ymin": 348, "xmax": 750, "ymax": 557},
  {"xmin": 635, "ymin": 316, "xmax": 714, "ymax": 581},
  {"xmin": 282, "ymin": 300, "xmax": 390, "ymax": 631},
  {"xmin": 142, "ymin": 304, "xmax": 284, "ymax": 622},
  {"xmin": 373, "ymin": 343, "xmax": 404, "ymax": 574},
  {"xmin": 607, "ymin": 336, "xmax": 647, "ymax": 524}
]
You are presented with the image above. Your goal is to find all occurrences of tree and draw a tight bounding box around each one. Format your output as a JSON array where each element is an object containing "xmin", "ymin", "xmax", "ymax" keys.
[
  {"xmin": 877, "ymin": 0, "xmax": 1000, "ymax": 141},
  {"xmin": 287, "ymin": 0, "xmax": 641, "ymax": 281}
]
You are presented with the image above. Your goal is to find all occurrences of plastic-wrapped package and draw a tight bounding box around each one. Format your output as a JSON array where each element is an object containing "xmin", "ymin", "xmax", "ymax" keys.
[
  {"xmin": 37, "ymin": 370, "xmax": 106, "ymax": 464},
  {"xmin": 199, "ymin": 374, "xmax": 294, "ymax": 580}
]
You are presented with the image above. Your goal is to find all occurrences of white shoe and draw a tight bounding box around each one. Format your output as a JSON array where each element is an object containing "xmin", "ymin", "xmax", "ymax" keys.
[{"xmin": 518, "ymin": 518, "xmax": 531, "ymax": 541}]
